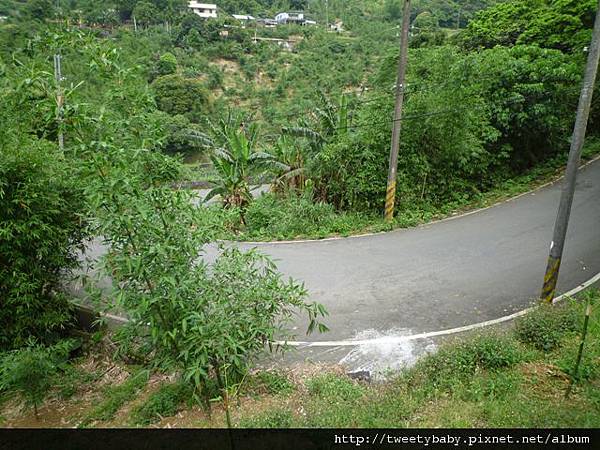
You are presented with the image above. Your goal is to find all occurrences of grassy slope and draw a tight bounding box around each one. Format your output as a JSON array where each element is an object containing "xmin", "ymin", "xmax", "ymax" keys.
[
  {"xmin": 1, "ymin": 291, "xmax": 599, "ymax": 428},
  {"xmin": 239, "ymin": 292, "xmax": 600, "ymax": 428}
]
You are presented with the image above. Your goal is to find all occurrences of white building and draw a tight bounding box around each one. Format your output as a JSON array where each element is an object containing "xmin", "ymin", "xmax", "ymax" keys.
[
  {"xmin": 275, "ymin": 12, "xmax": 304, "ymax": 24},
  {"xmin": 188, "ymin": 2, "xmax": 217, "ymax": 19},
  {"xmin": 232, "ymin": 14, "xmax": 255, "ymax": 22}
]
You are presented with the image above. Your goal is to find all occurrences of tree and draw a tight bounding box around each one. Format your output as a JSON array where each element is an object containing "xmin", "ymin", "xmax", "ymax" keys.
[
  {"xmin": 461, "ymin": 0, "xmax": 596, "ymax": 53},
  {"xmin": 283, "ymin": 94, "xmax": 353, "ymax": 204},
  {"xmin": 0, "ymin": 136, "xmax": 88, "ymax": 349},
  {"xmin": 413, "ymin": 11, "xmax": 439, "ymax": 30},
  {"xmin": 157, "ymin": 52, "xmax": 178, "ymax": 75},
  {"xmin": 156, "ymin": 112, "xmax": 206, "ymax": 155},
  {"xmin": 133, "ymin": 0, "xmax": 159, "ymax": 27},
  {"xmin": 384, "ymin": 0, "xmax": 402, "ymax": 20},
  {"xmin": 114, "ymin": 0, "xmax": 138, "ymax": 21},
  {"xmin": 25, "ymin": 0, "xmax": 55, "ymax": 21},
  {"xmin": 151, "ymin": 74, "xmax": 210, "ymax": 122},
  {"xmin": 266, "ymin": 135, "xmax": 308, "ymax": 193}
]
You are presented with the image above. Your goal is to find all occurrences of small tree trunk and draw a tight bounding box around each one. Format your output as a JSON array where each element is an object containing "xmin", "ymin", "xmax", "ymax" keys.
[
  {"xmin": 215, "ymin": 367, "xmax": 233, "ymax": 429},
  {"xmin": 565, "ymin": 299, "xmax": 592, "ymax": 398}
]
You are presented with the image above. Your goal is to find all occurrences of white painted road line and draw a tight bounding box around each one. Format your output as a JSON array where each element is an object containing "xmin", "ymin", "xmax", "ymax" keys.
[{"xmin": 276, "ymin": 271, "xmax": 600, "ymax": 348}]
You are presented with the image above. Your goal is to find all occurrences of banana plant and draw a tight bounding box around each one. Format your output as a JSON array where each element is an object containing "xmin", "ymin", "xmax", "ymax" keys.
[
  {"xmin": 267, "ymin": 135, "xmax": 308, "ymax": 193},
  {"xmin": 195, "ymin": 114, "xmax": 273, "ymax": 220},
  {"xmin": 282, "ymin": 93, "xmax": 351, "ymax": 155}
]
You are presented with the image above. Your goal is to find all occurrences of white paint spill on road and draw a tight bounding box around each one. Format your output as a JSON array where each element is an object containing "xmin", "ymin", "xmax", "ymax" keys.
[{"xmin": 338, "ymin": 328, "xmax": 436, "ymax": 379}]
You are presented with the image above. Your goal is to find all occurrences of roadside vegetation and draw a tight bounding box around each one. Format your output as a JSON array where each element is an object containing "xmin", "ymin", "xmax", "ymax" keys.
[
  {"xmin": 1, "ymin": 0, "xmax": 599, "ymax": 430},
  {"xmin": 3, "ymin": 1, "xmax": 597, "ymax": 243},
  {"xmin": 1, "ymin": 291, "xmax": 598, "ymax": 428}
]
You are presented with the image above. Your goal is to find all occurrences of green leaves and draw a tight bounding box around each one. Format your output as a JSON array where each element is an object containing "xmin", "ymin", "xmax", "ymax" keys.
[
  {"xmin": 0, "ymin": 339, "xmax": 78, "ymax": 414},
  {"xmin": 88, "ymin": 143, "xmax": 327, "ymax": 404},
  {"xmin": 0, "ymin": 134, "xmax": 88, "ymax": 349},
  {"xmin": 203, "ymin": 114, "xmax": 267, "ymax": 211}
]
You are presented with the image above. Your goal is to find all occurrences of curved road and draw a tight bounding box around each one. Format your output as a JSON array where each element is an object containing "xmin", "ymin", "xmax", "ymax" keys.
[
  {"xmin": 78, "ymin": 160, "xmax": 600, "ymax": 373},
  {"xmin": 234, "ymin": 160, "xmax": 600, "ymax": 371}
]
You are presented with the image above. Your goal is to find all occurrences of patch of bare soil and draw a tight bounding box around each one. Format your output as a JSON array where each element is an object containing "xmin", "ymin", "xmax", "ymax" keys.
[
  {"xmin": 213, "ymin": 58, "xmax": 240, "ymax": 74},
  {"xmin": 519, "ymin": 362, "xmax": 570, "ymax": 399},
  {"xmin": 0, "ymin": 347, "xmax": 344, "ymax": 429},
  {"xmin": 0, "ymin": 342, "xmax": 133, "ymax": 428}
]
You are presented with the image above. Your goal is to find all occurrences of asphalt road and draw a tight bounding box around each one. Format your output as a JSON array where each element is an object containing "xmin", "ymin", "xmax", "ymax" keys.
[
  {"xmin": 190, "ymin": 184, "xmax": 271, "ymax": 205},
  {"xmin": 75, "ymin": 160, "xmax": 600, "ymax": 373},
  {"xmin": 233, "ymin": 160, "xmax": 600, "ymax": 372}
]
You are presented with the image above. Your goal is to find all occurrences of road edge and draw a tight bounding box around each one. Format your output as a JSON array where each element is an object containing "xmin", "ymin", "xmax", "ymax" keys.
[{"xmin": 238, "ymin": 155, "xmax": 600, "ymax": 246}]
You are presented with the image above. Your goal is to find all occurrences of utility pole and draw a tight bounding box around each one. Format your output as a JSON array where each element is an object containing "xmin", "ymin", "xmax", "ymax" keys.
[
  {"xmin": 53, "ymin": 54, "xmax": 64, "ymax": 150},
  {"xmin": 540, "ymin": 2, "xmax": 600, "ymax": 303},
  {"xmin": 384, "ymin": 0, "xmax": 411, "ymax": 222},
  {"xmin": 325, "ymin": 0, "xmax": 329, "ymax": 31}
]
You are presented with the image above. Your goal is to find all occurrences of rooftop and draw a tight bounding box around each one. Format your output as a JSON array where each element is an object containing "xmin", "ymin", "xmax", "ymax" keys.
[{"xmin": 188, "ymin": 2, "xmax": 217, "ymax": 9}]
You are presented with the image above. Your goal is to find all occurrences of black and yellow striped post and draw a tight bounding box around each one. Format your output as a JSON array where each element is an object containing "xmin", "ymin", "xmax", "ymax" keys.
[
  {"xmin": 541, "ymin": 255, "xmax": 561, "ymax": 303},
  {"xmin": 384, "ymin": 0, "xmax": 411, "ymax": 222},
  {"xmin": 540, "ymin": 0, "xmax": 600, "ymax": 302},
  {"xmin": 384, "ymin": 180, "xmax": 397, "ymax": 221}
]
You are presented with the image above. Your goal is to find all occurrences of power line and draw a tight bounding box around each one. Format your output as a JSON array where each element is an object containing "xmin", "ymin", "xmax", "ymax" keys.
[
  {"xmin": 247, "ymin": 71, "xmax": 556, "ymax": 126},
  {"xmin": 324, "ymin": 96, "xmax": 529, "ymax": 134}
]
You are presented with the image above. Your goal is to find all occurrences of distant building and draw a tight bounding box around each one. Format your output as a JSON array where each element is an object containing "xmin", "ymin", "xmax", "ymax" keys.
[
  {"xmin": 257, "ymin": 18, "xmax": 278, "ymax": 28},
  {"xmin": 232, "ymin": 14, "xmax": 255, "ymax": 27},
  {"xmin": 188, "ymin": 2, "xmax": 217, "ymax": 19},
  {"xmin": 232, "ymin": 14, "xmax": 255, "ymax": 22},
  {"xmin": 275, "ymin": 12, "xmax": 305, "ymax": 25}
]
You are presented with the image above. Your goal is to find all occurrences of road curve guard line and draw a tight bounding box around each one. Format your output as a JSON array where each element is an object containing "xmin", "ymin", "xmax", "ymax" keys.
[
  {"xmin": 80, "ymin": 271, "xmax": 600, "ymax": 348},
  {"xmin": 277, "ymin": 271, "xmax": 600, "ymax": 348},
  {"xmin": 239, "ymin": 154, "xmax": 600, "ymax": 246}
]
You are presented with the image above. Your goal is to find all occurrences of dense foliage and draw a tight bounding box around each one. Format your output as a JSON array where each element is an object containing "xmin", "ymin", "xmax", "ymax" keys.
[
  {"xmin": 1, "ymin": 0, "xmax": 598, "ymax": 424},
  {"xmin": 0, "ymin": 0, "xmax": 597, "ymax": 355},
  {"xmin": 0, "ymin": 64, "xmax": 89, "ymax": 349}
]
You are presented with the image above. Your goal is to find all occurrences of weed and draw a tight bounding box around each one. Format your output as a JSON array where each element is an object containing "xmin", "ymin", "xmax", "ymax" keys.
[
  {"xmin": 412, "ymin": 333, "xmax": 528, "ymax": 391},
  {"xmin": 244, "ymin": 371, "xmax": 295, "ymax": 396},
  {"xmin": 130, "ymin": 380, "xmax": 192, "ymax": 426},
  {"xmin": 238, "ymin": 408, "xmax": 295, "ymax": 428},
  {"xmin": 0, "ymin": 339, "xmax": 76, "ymax": 415},
  {"xmin": 515, "ymin": 302, "xmax": 580, "ymax": 351},
  {"xmin": 79, "ymin": 369, "xmax": 150, "ymax": 427},
  {"xmin": 306, "ymin": 374, "xmax": 365, "ymax": 401}
]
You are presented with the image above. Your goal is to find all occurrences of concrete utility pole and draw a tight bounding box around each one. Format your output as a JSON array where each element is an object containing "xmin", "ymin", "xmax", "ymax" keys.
[
  {"xmin": 540, "ymin": 2, "xmax": 600, "ymax": 303},
  {"xmin": 53, "ymin": 54, "xmax": 64, "ymax": 150},
  {"xmin": 384, "ymin": 0, "xmax": 411, "ymax": 222}
]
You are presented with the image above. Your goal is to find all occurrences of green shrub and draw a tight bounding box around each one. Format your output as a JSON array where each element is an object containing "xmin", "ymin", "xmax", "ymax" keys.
[
  {"xmin": 243, "ymin": 193, "xmax": 374, "ymax": 240},
  {"xmin": 131, "ymin": 380, "xmax": 192, "ymax": 426},
  {"xmin": 88, "ymin": 145, "xmax": 328, "ymax": 409},
  {"xmin": 414, "ymin": 333, "xmax": 527, "ymax": 389},
  {"xmin": 0, "ymin": 137, "xmax": 88, "ymax": 350},
  {"xmin": 306, "ymin": 374, "xmax": 365, "ymax": 401},
  {"xmin": 0, "ymin": 340, "xmax": 76, "ymax": 415},
  {"xmin": 154, "ymin": 112, "xmax": 205, "ymax": 156},
  {"xmin": 515, "ymin": 303, "xmax": 580, "ymax": 351},
  {"xmin": 151, "ymin": 74, "xmax": 210, "ymax": 122},
  {"xmin": 155, "ymin": 52, "xmax": 178, "ymax": 78}
]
